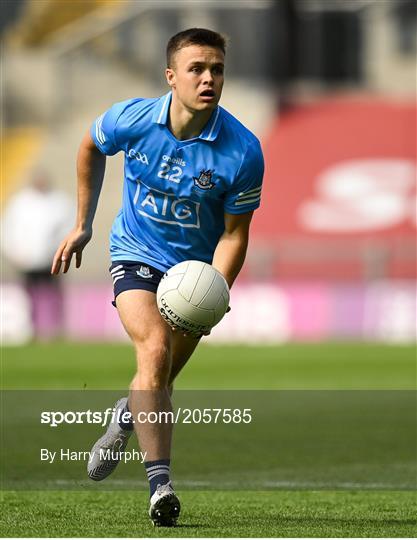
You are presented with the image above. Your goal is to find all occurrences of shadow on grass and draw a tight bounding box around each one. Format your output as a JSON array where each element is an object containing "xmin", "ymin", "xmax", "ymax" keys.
[{"xmin": 172, "ymin": 523, "xmax": 206, "ymax": 528}]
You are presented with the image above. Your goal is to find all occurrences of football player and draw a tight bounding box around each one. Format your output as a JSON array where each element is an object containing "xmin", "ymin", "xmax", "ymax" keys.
[{"xmin": 52, "ymin": 28, "xmax": 264, "ymax": 526}]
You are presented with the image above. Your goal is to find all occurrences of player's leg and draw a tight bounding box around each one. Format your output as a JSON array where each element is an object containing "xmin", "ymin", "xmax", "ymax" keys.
[
  {"xmin": 87, "ymin": 261, "xmax": 200, "ymax": 525},
  {"xmin": 87, "ymin": 261, "xmax": 185, "ymax": 484},
  {"xmin": 116, "ymin": 289, "xmax": 180, "ymax": 526},
  {"xmin": 116, "ymin": 289, "xmax": 173, "ymax": 461},
  {"xmin": 169, "ymin": 331, "xmax": 201, "ymax": 386},
  {"xmin": 87, "ymin": 260, "xmax": 172, "ymax": 480},
  {"xmin": 87, "ymin": 288, "xmax": 171, "ymax": 482}
]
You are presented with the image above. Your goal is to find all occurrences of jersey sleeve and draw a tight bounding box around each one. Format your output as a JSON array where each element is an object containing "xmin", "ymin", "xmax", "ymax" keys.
[
  {"xmin": 90, "ymin": 99, "xmax": 138, "ymax": 156},
  {"xmin": 224, "ymin": 139, "xmax": 264, "ymax": 214}
]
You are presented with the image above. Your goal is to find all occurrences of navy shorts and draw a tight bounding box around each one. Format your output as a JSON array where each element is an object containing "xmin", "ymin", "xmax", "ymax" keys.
[{"xmin": 109, "ymin": 260, "xmax": 164, "ymax": 306}]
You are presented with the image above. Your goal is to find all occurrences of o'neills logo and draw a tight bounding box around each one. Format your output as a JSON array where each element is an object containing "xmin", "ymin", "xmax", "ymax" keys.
[
  {"xmin": 162, "ymin": 154, "xmax": 186, "ymax": 167},
  {"xmin": 159, "ymin": 298, "xmax": 206, "ymax": 332}
]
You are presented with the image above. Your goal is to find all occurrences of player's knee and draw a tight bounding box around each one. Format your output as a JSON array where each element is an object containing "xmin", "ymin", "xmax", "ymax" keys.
[
  {"xmin": 131, "ymin": 326, "xmax": 169, "ymax": 352},
  {"xmin": 133, "ymin": 340, "xmax": 171, "ymax": 389},
  {"xmin": 139, "ymin": 340, "xmax": 170, "ymax": 364}
]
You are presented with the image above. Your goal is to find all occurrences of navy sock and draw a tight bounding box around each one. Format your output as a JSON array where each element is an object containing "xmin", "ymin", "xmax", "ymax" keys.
[
  {"xmin": 145, "ymin": 459, "xmax": 171, "ymax": 497},
  {"xmin": 117, "ymin": 402, "xmax": 134, "ymax": 431}
]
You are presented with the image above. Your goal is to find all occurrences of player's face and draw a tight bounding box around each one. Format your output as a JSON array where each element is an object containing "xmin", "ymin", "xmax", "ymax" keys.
[{"xmin": 166, "ymin": 45, "xmax": 225, "ymax": 112}]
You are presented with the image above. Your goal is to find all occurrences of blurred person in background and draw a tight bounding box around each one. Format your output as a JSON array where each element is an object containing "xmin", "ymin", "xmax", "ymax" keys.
[{"xmin": 1, "ymin": 170, "xmax": 75, "ymax": 340}]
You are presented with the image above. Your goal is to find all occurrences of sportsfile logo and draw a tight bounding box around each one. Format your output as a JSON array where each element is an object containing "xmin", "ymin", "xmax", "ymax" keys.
[
  {"xmin": 133, "ymin": 181, "xmax": 200, "ymax": 228},
  {"xmin": 40, "ymin": 407, "xmax": 253, "ymax": 427},
  {"xmin": 128, "ymin": 148, "xmax": 149, "ymax": 165}
]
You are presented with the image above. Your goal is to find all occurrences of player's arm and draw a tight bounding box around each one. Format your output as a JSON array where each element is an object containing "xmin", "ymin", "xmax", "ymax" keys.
[
  {"xmin": 174, "ymin": 212, "xmax": 252, "ymax": 337},
  {"xmin": 51, "ymin": 131, "xmax": 106, "ymax": 274},
  {"xmin": 212, "ymin": 211, "xmax": 254, "ymax": 289}
]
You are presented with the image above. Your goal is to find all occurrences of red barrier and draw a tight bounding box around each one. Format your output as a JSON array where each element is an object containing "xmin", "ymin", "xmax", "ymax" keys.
[{"xmin": 252, "ymin": 96, "xmax": 416, "ymax": 279}]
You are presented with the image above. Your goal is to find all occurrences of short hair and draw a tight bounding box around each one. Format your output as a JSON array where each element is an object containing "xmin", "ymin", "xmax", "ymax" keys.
[{"xmin": 166, "ymin": 28, "xmax": 226, "ymax": 68}]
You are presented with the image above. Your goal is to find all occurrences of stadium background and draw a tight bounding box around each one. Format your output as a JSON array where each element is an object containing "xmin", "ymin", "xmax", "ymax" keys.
[
  {"xmin": 1, "ymin": 1, "xmax": 416, "ymax": 537},
  {"xmin": 1, "ymin": 0, "xmax": 415, "ymax": 345}
]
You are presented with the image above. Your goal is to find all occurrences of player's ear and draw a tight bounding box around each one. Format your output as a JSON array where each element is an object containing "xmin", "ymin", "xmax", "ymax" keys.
[{"xmin": 165, "ymin": 68, "xmax": 176, "ymax": 88}]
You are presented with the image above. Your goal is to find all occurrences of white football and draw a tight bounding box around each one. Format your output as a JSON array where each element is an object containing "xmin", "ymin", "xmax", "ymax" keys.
[{"xmin": 156, "ymin": 260, "xmax": 230, "ymax": 336}]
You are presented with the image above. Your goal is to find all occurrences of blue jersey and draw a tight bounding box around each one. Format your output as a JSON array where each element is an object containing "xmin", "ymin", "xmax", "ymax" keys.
[{"xmin": 91, "ymin": 92, "xmax": 264, "ymax": 272}]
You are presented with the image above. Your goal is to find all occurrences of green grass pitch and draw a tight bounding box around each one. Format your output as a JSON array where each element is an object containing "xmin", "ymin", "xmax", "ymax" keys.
[
  {"xmin": 1, "ymin": 342, "xmax": 416, "ymax": 537},
  {"xmin": 2, "ymin": 490, "xmax": 416, "ymax": 537}
]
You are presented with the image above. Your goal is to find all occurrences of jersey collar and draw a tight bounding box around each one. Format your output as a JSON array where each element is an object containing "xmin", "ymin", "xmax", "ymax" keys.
[{"xmin": 152, "ymin": 92, "xmax": 222, "ymax": 142}]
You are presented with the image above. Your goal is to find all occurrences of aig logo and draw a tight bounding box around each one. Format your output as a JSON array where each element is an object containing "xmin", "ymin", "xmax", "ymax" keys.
[
  {"xmin": 133, "ymin": 181, "xmax": 200, "ymax": 228},
  {"xmin": 128, "ymin": 148, "xmax": 149, "ymax": 165}
]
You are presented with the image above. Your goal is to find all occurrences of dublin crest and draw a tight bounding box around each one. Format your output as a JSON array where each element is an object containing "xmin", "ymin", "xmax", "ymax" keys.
[{"xmin": 193, "ymin": 169, "xmax": 215, "ymax": 190}]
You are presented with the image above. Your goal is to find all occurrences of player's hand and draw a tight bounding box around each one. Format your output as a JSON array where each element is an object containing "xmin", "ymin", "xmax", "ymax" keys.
[{"xmin": 51, "ymin": 227, "xmax": 92, "ymax": 274}]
